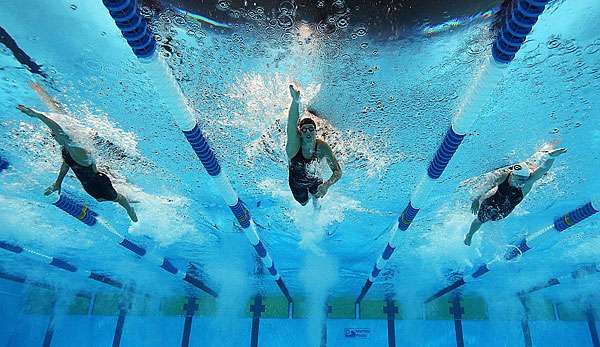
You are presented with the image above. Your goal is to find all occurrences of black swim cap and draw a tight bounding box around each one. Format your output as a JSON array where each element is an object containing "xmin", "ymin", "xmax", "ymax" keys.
[{"xmin": 298, "ymin": 117, "xmax": 316, "ymax": 128}]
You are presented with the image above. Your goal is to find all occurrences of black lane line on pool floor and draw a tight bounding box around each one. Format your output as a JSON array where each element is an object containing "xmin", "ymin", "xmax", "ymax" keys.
[
  {"xmin": 181, "ymin": 296, "xmax": 199, "ymax": 347},
  {"xmin": 586, "ymin": 307, "xmax": 600, "ymax": 347},
  {"xmin": 450, "ymin": 295, "xmax": 465, "ymax": 347},
  {"xmin": 384, "ymin": 300, "xmax": 398, "ymax": 347}
]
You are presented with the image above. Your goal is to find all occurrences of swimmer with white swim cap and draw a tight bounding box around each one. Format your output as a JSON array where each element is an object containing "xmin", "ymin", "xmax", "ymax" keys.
[
  {"xmin": 464, "ymin": 145, "xmax": 567, "ymax": 246},
  {"xmin": 17, "ymin": 82, "xmax": 138, "ymax": 222}
]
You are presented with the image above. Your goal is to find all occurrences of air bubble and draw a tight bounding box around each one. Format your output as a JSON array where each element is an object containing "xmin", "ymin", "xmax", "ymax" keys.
[
  {"xmin": 355, "ymin": 27, "xmax": 367, "ymax": 36},
  {"xmin": 584, "ymin": 43, "xmax": 600, "ymax": 54},
  {"xmin": 174, "ymin": 16, "xmax": 186, "ymax": 26},
  {"xmin": 217, "ymin": 0, "xmax": 230, "ymax": 11},
  {"xmin": 547, "ymin": 37, "xmax": 561, "ymax": 49},
  {"xmin": 336, "ymin": 17, "xmax": 348, "ymax": 29},
  {"xmin": 70, "ymin": 4, "xmax": 77, "ymax": 10},
  {"xmin": 140, "ymin": 6, "xmax": 154, "ymax": 17},
  {"xmin": 277, "ymin": 14, "xmax": 293, "ymax": 29}
]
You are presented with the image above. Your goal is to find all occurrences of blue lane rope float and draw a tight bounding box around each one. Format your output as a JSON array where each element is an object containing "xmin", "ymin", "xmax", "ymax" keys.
[
  {"xmin": 53, "ymin": 195, "xmax": 98, "ymax": 226},
  {"xmin": 0, "ymin": 240, "xmax": 123, "ymax": 289},
  {"xmin": 492, "ymin": 0, "xmax": 550, "ymax": 64},
  {"xmin": 554, "ymin": 202, "xmax": 598, "ymax": 232},
  {"xmin": 427, "ymin": 127, "xmax": 466, "ymax": 180},
  {"xmin": 425, "ymin": 199, "xmax": 599, "ymax": 303},
  {"xmin": 101, "ymin": 0, "xmax": 292, "ymax": 303},
  {"xmin": 356, "ymin": 0, "xmax": 551, "ymax": 305},
  {"xmin": 102, "ymin": 0, "xmax": 156, "ymax": 58},
  {"xmin": 519, "ymin": 263, "xmax": 600, "ymax": 296},
  {"xmin": 0, "ymin": 157, "xmax": 9, "ymax": 172}
]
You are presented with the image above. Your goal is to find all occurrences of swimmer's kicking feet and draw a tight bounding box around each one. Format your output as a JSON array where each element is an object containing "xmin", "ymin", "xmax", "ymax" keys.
[
  {"xmin": 464, "ymin": 145, "xmax": 567, "ymax": 245},
  {"xmin": 286, "ymin": 84, "xmax": 341, "ymax": 206},
  {"xmin": 17, "ymin": 88, "xmax": 138, "ymax": 222}
]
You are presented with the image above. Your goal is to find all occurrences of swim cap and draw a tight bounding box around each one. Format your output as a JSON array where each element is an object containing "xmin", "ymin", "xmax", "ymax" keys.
[
  {"xmin": 298, "ymin": 117, "xmax": 316, "ymax": 129},
  {"xmin": 512, "ymin": 162, "xmax": 530, "ymax": 178}
]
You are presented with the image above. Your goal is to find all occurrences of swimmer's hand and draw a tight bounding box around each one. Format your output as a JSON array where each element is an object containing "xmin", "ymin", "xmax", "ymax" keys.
[
  {"xmin": 289, "ymin": 84, "xmax": 300, "ymax": 101},
  {"xmin": 17, "ymin": 105, "xmax": 38, "ymax": 117},
  {"xmin": 547, "ymin": 147, "xmax": 567, "ymax": 157},
  {"xmin": 470, "ymin": 199, "xmax": 480, "ymax": 214},
  {"xmin": 315, "ymin": 182, "xmax": 330, "ymax": 198},
  {"xmin": 44, "ymin": 182, "xmax": 61, "ymax": 196}
]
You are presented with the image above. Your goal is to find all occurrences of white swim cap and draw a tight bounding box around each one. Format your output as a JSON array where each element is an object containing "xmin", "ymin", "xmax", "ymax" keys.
[{"xmin": 512, "ymin": 162, "xmax": 530, "ymax": 178}]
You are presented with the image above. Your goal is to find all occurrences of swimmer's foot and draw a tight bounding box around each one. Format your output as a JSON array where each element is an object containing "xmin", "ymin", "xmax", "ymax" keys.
[
  {"xmin": 116, "ymin": 193, "xmax": 138, "ymax": 222},
  {"xmin": 126, "ymin": 205, "xmax": 138, "ymax": 222},
  {"xmin": 464, "ymin": 233, "xmax": 473, "ymax": 246}
]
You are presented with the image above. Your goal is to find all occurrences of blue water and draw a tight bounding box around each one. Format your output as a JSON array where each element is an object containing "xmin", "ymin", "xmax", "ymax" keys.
[{"xmin": 1, "ymin": 0, "xmax": 599, "ymax": 346}]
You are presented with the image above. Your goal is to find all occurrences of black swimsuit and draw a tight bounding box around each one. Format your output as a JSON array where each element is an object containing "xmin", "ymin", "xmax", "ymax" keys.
[
  {"xmin": 288, "ymin": 144, "xmax": 322, "ymax": 204},
  {"xmin": 477, "ymin": 174, "xmax": 524, "ymax": 223},
  {"xmin": 61, "ymin": 148, "xmax": 118, "ymax": 201}
]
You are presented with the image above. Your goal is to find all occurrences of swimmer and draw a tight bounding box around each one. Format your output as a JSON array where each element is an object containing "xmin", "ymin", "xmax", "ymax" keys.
[
  {"xmin": 464, "ymin": 146, "xmax": 567, "ymax": 246},
  {"xmin": 16, "ymin": 84, "xmax": 138, "ymax": 222},
  {"xmin": 286, "ymin": 84, "xmax": 341, "ymax": 206}
]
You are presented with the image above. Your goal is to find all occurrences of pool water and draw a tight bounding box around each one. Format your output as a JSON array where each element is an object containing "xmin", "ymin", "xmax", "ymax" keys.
[{"xmin": 0, "ymin": 0, "xmax": 599, "ymax": 346}]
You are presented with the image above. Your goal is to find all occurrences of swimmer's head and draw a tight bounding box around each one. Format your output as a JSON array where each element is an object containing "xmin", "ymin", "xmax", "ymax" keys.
[
  {"xmin": 510, "ymin": 163, "xmax": 530, "ymax": 187},
  {"xmin": 512, "ymin": 163, "xmax": 530, "ymax": 178},
  {"xmin": 298, "ymin": 117, "xmax": 316, "ymax": 141}
]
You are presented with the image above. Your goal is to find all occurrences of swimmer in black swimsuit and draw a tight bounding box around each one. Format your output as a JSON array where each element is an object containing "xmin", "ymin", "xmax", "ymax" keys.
[
  {"xmin": 17, "ymin": 86, "xmax": 138, "ymax": 222},
  {"xmin": 464, "ymin": 146, "xmax": 567, "ymax": 246},
  {"xmin": 286, "ymin": 85, "xmax": 341, "ymax": 206}
]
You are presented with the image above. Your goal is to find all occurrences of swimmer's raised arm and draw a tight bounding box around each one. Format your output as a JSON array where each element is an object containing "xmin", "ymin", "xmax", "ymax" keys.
[
  {"xmin": 17, "ymin": 105, "xmax": 64, "ymax": 135},
  {"xmin": 529, "ymin": 147, "xmax": 566, "ymax": 181},
  {"xmin": 286, "ymin": 84, "xmax": 302, "ymax": 160}
]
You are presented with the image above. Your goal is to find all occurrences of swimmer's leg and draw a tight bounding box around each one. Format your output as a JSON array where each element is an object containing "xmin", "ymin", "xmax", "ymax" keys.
[
  {"xmin": 115, "ymin": 193, "xmax": 138, "ymax": 222},
  {"xmin": 464, "ymin": 218, "xmax": 482, "ymax": 246},
  {"xmin": 29, "ymin": 82, "xmax": 67, "ymax": 113},
  {"xmin": 311, "ymin": 193, "xmax": 321, "ymax": 211}
]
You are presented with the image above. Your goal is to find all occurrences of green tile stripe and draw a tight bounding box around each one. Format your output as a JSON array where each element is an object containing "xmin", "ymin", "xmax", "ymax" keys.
[
  {"xmin": 92, "ymin": 293, "xmax": 121, "ymax": 316},
  {"xmin": 23, "ymin": 288, "xmax": 56, "ymax": 314},
  {"xmin": 160, "ymin": 296, "xmax": 217, "ymax": 316},
  {"xmin": 67, "ymin": 295, "xmax": 91, "ymax": 315},
  {"xmin": 526, "ymin": 298, "xmax": 556, "ymax": 321},
  {"xmin": 425, "ymin": 296, "xmax": 487, "ymax": 320},
  {"xmin": 425, "ymin": 298, "xmax": 452, "ymax": 320},
  {"xmin": 292, "ymin": 297, "xmax": 308, "ymax": 318},
  {"xmin": 262, "ymin": 296, "xmax": 289, "ymax": 318},
  {"xmin": 195, "ymin": 296, "xmax": 217, "ymax": 317},
  {"xmin": 160, "ymin": 296, "xmax": 187, "ymax": 316},
  {"xmin": 461, "ymin": 296, "xmax": 488, "ymax": 320},
  {"xmin": 360, "ymin": 300, "xmax": 387, "ymax": 320},
  {"xmin": 557, "ymin": 302, "xmax": 586, "ymax": 321},
  {"xmin": 129, "ymin": 295, "xmax": 153, "ymax": 316},
  {"xmin": 328, "ymin": 297, "xmax": 355, "ymax": 319}
]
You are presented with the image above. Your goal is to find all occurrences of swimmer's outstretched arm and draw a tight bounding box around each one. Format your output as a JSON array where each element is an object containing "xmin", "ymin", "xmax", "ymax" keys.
[
  {"xmin": 529, "ymin": 147, "xmax": 566, "ymax": 181},
  {"xmin": 286, "ymin": 84, "xmax": 301, "ymax": 160},
  {"xmin": 45, "ymin": 160, "xmax": 69, "ymax": 195}
]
